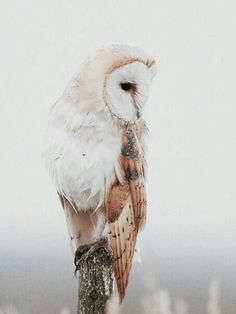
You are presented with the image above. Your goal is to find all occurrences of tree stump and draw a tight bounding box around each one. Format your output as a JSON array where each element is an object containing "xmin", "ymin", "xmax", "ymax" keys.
[{"xmin": 77, "ymin": 243, "xmax": 113, "ymax": 314}]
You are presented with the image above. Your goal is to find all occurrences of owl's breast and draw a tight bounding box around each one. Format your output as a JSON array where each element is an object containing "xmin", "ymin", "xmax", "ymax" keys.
[{"xmin": 43, "ymin": 119, "xmax": 122, "ymax": 211}]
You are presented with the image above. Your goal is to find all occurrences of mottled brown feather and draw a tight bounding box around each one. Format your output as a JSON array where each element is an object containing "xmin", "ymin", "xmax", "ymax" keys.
[{"xmin": 105, "ymin": 123, "xmax": 147, "ymax": 302}]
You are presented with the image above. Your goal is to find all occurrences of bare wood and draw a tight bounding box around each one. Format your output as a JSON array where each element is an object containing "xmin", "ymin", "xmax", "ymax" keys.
[{"xmin": 77, "ymin": 242, "xmax": 113, "ymax": 314}]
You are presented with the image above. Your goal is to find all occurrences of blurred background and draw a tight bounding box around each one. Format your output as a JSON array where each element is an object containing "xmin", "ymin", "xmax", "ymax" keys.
[{"xmin": 0, "ymin": 0, "xmax": 235, "ymax": 313}]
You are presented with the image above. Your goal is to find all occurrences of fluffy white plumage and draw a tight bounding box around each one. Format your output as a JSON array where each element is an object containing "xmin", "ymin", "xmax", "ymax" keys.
[{"xmin": 44, "ymin": 101, "xmax": 122, "ymax": 210}]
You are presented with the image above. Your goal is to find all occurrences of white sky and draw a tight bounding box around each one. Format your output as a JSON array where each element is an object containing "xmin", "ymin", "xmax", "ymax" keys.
[{"xmin": 0, "ymin": 0, "xmax": 235, "ymax": 257}]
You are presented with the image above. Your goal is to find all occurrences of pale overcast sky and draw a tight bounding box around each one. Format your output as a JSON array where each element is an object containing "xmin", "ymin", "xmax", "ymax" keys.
[{"xmin": 0, "ymin": 0, "xmax": 235, "ymax": 259}]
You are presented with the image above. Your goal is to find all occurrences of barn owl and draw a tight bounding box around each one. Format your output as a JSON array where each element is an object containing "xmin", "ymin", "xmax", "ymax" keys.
[{"xmin": 43, "ymin": 45, "xmax": 156, "ymax": 302}]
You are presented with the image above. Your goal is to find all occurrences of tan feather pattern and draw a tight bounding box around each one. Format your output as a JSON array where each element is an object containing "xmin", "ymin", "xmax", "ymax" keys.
[{"xmin": 106, "ymin": 123, "xmax": 147, "ymax": 302}]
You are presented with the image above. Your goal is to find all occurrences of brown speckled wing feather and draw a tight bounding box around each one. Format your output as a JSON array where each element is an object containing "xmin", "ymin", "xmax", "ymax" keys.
[{"xmin": 105, "ymin": 123, "xmax": 147, "ymax": 302}]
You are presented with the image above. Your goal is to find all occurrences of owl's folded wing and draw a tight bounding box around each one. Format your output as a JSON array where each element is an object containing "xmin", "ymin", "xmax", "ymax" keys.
[{"xmin": 105, "ymin": 124, "xmax": 147, "ymax": 302}]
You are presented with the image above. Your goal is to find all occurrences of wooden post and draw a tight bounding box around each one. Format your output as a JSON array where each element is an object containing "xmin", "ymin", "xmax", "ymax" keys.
[{"xmin": 77, "ymin": 243, "xmax": 113, "ymax": 314}]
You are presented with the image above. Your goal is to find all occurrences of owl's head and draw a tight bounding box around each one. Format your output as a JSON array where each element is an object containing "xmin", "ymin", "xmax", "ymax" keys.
[{"xmin": 65, "ymin": 45, "xmax": 157, "ymax": 125}]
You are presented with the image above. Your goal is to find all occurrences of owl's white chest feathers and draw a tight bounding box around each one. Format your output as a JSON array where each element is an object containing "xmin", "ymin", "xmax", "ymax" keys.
[{"xmin": 43, "ymin": 100, "xmax": 123, "ymax": 211}]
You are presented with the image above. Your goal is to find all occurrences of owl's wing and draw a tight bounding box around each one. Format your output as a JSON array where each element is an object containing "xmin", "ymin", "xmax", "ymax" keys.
[{"xmin": 105, "ymin": 123, "xmax": 147, "ymax": 302}]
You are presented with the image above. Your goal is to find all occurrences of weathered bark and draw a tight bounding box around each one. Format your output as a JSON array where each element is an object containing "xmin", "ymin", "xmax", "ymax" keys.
[{"xmin": 77, "ymin": 244, "xmax": 113, "ymax": 314}]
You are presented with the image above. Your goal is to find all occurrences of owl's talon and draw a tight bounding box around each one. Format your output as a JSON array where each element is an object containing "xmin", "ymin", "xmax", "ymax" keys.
[
  {"xmin": 84, "ymin": 238, "xmax": 112, "ymax": 262},
  {"xmin": 74, "ymin": 243, "xmax": 92, "ymax": 274},
  {"xmin": 74, "ymin": 238, "xmax": 112, "ymax": 273}
]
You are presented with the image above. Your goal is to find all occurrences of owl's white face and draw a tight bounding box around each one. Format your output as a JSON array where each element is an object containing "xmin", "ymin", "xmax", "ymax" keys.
[
  {"xmin": 104, "ymin": 61, "xmax": 156, "ymax": 123},
  {"xmin": 63, "ymin": 45, "xmax": 156, "ymax": 125}
]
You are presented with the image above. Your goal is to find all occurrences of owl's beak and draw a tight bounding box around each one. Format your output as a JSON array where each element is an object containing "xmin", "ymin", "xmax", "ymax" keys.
[{"xmin": 132, "ymin": 96, "xmax": 141, "ymax": 119}]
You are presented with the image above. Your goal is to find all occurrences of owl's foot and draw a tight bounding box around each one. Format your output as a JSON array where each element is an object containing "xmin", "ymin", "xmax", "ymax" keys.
[
  {"xmin": 74, "ymin": 243, "xmax": 91, "ymax": 274},
  {"xmin": 74, "ymin": 238, "xmax": 112, "ymax": 274},
  {"xmin": 84, "ymin": 238, "xmax": 112, "ymax": 263}
]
